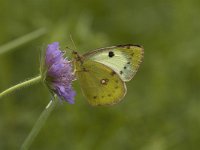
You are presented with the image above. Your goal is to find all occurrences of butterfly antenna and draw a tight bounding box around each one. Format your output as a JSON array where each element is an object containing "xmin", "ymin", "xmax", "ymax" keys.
[
  {"xmin": 70, "ymin": 34, "xmax": 77, "ymax": 50},
  {"xmin": 65, "ymin": 46, "xmax": 74, "ymax": 52}
]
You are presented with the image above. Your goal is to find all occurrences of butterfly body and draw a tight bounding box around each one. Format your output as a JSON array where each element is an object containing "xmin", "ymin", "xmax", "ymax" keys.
[{"xmin": 72, "ymin": 44, "xmax": 143, "ymax": 106}]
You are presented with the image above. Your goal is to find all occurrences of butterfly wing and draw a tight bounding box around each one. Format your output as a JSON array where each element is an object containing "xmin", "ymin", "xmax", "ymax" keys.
[
  {"xmin": 75, "ymin": 60, "xmax": 127, "ymax": 106},
  {"xmin": 84, "ymin": 44, "xmax": 144, "ymax": 82}
]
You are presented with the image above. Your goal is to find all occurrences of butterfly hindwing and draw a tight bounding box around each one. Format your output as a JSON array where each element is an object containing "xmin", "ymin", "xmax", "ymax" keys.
[
  {"xmin": 75, "ymin": 60, "xmax": 126, "ymax": 106},
  {"xmin": 84, "ymin": 44, "xmax": 143, "ymax": 81}
]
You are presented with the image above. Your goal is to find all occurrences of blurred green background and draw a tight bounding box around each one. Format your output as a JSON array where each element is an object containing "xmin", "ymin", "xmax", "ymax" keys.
[{"xmin": 0, "ymin": 0, "xmax": 200, "ymax": 149}]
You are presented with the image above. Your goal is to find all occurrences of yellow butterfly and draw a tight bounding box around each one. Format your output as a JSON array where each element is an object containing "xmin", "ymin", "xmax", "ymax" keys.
[{"xmin": 72, "ymin": 44, "xmax": 144, "ymax": 106}]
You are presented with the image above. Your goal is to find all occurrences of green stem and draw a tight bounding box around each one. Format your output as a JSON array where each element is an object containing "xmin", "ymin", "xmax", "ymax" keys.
[
  {"xmin": 21, "ymin": 98, "xmax": 58, "ymax": 150},
  {"xmin": 0, "ymin": 75, "xmax": 41, "ymax": 99},
  {"xmin": 0, "ymin": 28, "xmax": 47, "ymax": 55}
]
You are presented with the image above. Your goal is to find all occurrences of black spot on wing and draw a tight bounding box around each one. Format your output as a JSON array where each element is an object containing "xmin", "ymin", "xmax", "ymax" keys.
[
  {"xmin": 110, "ymin": 71, "xmax": 116, "ymax": 76},
  {"xmin": 108, "ymin": 51, "xmax": 115, "ymax": 57},
  {"xmin": 108, "ymin": 94, "xmax": 111, "ymax": 97}
]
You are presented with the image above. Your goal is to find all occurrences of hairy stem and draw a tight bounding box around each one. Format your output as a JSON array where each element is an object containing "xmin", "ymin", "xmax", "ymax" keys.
[{"xmin": 0, "ymin": 75, "xmax": 41, "ymax": 99}]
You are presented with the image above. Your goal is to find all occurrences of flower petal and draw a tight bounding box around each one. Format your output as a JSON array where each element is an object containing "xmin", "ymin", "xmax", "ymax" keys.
[{"xmin": 44, "ymin": 42, "xmax": 76, "ymax": 104}]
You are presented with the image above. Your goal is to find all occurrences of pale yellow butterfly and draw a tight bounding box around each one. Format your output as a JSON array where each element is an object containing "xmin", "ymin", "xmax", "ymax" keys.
[{"xmin": 72, "ymin": 44, "xmax": 144, "ymax": 106}]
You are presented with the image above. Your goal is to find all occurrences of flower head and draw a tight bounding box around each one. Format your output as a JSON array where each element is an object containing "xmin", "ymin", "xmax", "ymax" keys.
[{"xmin": 42, "ymin": 42, "xmax": 75, "ymax": 104}]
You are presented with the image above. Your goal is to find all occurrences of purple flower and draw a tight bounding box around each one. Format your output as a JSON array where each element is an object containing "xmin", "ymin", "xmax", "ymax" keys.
[{"xmin": 43, "ymin": 42, "xmax": 76, "ymax": 104}]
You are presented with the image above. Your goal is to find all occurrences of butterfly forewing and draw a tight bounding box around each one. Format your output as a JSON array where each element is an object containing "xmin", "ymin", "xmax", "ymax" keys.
[
  {"xmin": 84, "ymin": 44, "xmax": 143, "ymax": 81},
  {"xmin": 75, "ymin": 60, "xmax": 127, "ymax": 106}
]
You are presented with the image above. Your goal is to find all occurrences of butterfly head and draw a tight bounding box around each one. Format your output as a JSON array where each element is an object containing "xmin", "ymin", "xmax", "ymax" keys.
[{"xmin": 72, "ymin": 51, "xmax": 84, "ymax": 62}]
